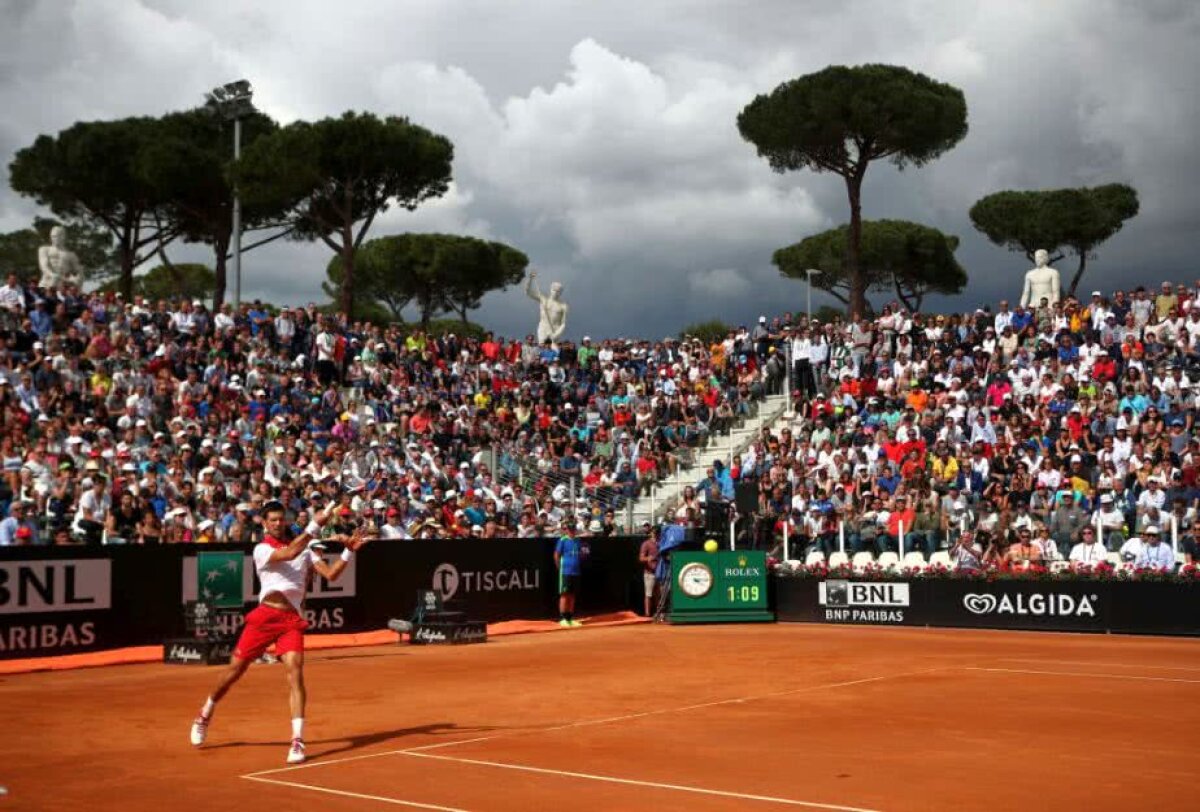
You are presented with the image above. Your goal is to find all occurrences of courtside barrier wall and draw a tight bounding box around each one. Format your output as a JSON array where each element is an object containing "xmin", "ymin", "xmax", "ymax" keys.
[
  {"xmin": 0, "ymin": 537, "xmax": 643, "ymax": 660},
  {"xmin": 774, "ymin": 576, "xmax": 1200, "ymax": 636}
]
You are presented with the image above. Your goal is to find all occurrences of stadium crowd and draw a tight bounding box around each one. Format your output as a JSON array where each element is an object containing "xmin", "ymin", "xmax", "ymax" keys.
[
  {"xmin": 703, "ymin": 282, "xmax": 1200, "ymax": 572},
  {"xmin": 3, "ymin": 272, "xmax": 1200, "ymax": 573},
  {"xmin": 0, "ymin": 274, "xmax": 782, "ymax": 545}
]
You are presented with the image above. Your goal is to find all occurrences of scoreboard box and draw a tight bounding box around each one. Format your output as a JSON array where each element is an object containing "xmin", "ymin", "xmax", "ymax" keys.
[{"xmin": 668, "ymin": 550, "xmax": 774, "ymax": 624}]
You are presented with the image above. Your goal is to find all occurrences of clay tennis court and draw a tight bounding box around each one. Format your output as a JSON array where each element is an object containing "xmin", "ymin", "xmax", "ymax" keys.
[{"xmin": 3, "ymin": 623, "xmax": 1198, "ymax": 811}]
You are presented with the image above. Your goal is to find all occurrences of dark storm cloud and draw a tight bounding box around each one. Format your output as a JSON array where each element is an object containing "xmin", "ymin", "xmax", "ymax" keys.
[{"xmin": 1, "ymin": 0, "xmax": 1197, "ymax": 337}]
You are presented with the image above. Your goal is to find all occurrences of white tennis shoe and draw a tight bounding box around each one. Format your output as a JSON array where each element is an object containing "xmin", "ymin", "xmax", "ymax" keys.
[
  {"xmin": 287, "ymin": 738, "xmax": 306, "ymax": 764},
  {"xmin": 190, "ymin": 716, "xmax": 209, "ymax": 746}
]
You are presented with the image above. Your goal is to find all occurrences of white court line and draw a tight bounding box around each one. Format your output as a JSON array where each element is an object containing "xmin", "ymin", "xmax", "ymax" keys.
[
  {"xmin": 538, "ymin": 667, "xmax": 946, "ymax": 734},
  {"xmin": 244, "ymin": 666, "xmax": 944, "ymax": 778},
  {"xmin": 999, "ymin": 658, "xmax": 1200, "ymax": 672},
  {"xmin": 243, "ymin": 774, "xmax": 468, "ymax": 811},
  {"xmin": 404, "ymin": 751, "xmax": 881, "ymax": 812},
  {"xmin": 965, "ymin": 666, "xmax": 1200, "ymax": 684}
]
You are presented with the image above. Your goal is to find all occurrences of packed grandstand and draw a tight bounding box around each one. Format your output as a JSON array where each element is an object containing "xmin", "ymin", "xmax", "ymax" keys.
[{"xmin": 1, "ymin": 276, "xmax": 1199, "ymax": 573}]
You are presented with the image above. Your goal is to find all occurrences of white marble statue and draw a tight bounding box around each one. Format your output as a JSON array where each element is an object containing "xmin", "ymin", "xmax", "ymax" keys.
[
  {"xmin": 524, "ymin": 271, "xmax": 568, "ymax": 344},
  {"xmin": 38, "ymin": 226, "xmax": 84, "ymax": 290},
  {"xmin": 1019, "ymin": 249, "xmax": 1061, "ymax": 309}
]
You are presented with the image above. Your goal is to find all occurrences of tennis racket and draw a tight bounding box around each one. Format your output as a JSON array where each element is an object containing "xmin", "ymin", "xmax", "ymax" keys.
[{"xmin": 339, "ymin": 448, "xmax": 380, "ymax": 493}]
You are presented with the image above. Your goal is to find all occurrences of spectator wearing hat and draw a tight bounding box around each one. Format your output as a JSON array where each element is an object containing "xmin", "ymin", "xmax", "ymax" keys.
[
  {"xmin": 1135, "ymin": 526, "xmax": 1175, "ymax": 570},
  {"xmin": 379, "ymin": 507, "xmax": 410, "ymax": 539}
]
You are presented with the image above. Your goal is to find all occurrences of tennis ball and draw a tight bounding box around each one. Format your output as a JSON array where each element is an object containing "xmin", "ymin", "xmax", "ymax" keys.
[{"xmin": 704, "ymin": 539, "xmax": 719, "ymax": 553}]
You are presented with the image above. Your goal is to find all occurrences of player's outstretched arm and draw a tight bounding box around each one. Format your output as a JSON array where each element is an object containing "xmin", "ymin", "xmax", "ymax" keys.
[
  {"xmin": 312, "ymin": 528, "xmax": 370, "ymax": 582},
  {"xmin": 267, "ymin": 506, "xmax": 332, "ymax": 563}
]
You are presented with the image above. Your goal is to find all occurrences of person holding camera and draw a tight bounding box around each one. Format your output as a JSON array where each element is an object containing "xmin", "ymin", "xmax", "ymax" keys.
[{"xmin": 950, "ymin": 529, "xmax": 984, "ymax": 571}]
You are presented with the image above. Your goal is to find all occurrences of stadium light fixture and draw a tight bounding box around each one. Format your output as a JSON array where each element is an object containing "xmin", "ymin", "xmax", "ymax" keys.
[{"xmin": 205, "ymin": 79, "xmax": 255, "ymax": 308}]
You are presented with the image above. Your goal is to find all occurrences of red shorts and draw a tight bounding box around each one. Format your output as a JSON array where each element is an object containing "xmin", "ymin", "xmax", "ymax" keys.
[{"xmin": 233, "ymin": 604, "xmax": 308, "ymax": 661}]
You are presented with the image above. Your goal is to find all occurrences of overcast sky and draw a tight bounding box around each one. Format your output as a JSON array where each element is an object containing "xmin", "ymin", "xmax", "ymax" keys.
[{"xmin": 2, "ymin": 0, "xmax": 1197, "ymax": 338}]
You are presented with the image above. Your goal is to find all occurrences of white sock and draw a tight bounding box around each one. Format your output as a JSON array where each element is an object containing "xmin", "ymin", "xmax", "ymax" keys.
[
  {"xmin": 292, "ymin": 718, "xmax": 304, "ymax": 740},
  {"xmin": 201, "ymin": 698, "xmax": 216, "ymax": 719}
]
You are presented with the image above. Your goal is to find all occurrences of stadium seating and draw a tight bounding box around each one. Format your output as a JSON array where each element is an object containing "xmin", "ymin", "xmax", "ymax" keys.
[
  {"xmin": 828, "ymin": 551, "xmax": 850, "ymax": 569},
  {"xmin": 851, "ymin": 551, "xmax": 876, "ymax": 572}
]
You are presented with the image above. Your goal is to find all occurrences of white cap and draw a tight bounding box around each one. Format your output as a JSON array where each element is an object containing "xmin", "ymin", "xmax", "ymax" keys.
[
  {"xmin": 1144, "ymin": 525, "xmax": 1160, "ymax": 534},
  {"xmin": 1100, "ymin": 494, "xmax": 1113, "ymax": 504}
]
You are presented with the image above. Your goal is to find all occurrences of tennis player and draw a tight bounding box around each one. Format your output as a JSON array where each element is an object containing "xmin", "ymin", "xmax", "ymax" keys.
[{"xmin": 189, "ymin": 501, "xmax": 364, "ymax": 764}]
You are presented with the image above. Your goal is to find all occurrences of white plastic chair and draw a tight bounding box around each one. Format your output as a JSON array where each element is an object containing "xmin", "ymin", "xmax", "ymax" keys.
[
  {"xmin": 828, "ymin": 551, "xmax": 850, "ymax": 569},
  {"xmin": 902, "ymin": 551, "xmax": 927, "ymax": 570},
  {"xmin": 1105, "ymin": 552, "xmax": 1123, "ymax": 568},
  {"xmin": 928, "ymin": 551, "xmax": 952, "ymax": 570},
  {"xmin": 805, "ymin": 550, "xmax": 827, "ymax": 567},
  {"xmin": 851, "ymin": 551, "xmax": 876, "ymax": 572},
  {"xmin": 877, "ymin": 551, "xmax": 900, "ymax": 570}
]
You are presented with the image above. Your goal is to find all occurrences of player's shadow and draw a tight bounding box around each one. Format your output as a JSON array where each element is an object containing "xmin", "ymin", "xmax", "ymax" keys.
[{"xmin": 206, "ymin": 722, "xmax": 495, "ymax": 759}]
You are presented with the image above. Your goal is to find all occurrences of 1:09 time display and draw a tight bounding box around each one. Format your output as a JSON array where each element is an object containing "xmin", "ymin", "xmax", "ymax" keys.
[{"xmin": 726, "ymin": 585, "xmax": 761, "ymax": 603}]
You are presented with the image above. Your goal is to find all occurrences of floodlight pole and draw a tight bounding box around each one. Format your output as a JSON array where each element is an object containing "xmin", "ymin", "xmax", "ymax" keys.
[
  {"xmin": 232, "ymin": 115, "xmax": 242, "ymax": 309},
  {"xmin": 805, "ymin": 269, "xmax": 818, "ymax": 324},
  {"xmin": 206, "ymin": 80, "xmax": 253, "ymax": 310}
]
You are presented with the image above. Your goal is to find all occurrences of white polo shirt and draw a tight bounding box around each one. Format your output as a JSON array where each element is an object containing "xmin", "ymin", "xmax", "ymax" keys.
[{"xmin": 253, "ymin": 537, "xmax": 320, "ymax": 613}]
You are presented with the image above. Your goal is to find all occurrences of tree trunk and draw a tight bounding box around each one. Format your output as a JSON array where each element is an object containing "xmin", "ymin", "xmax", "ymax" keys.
[
  {"xmin": 845, "ymin": 175, "xmax": 867, "ymax": 319},
  {"xmin": 118, "ymin": 232, "xmax": 135, "ymax": 300},
  {"xmin": 339, "ymin": 239, "xmax": 355, "ymax": 319},
  {"xmin": 211, "ymin": 234, "xmax": 230, "ymax": 311},
  {"xmin": 1067, "ymin": 251, "xmax": 1087, "ymax": 299},
  {"xmin": 894, "ymin": 281, "xmax": 918, "ymax": 314}
]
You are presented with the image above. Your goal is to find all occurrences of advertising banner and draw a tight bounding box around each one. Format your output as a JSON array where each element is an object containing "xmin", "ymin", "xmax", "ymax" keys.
[
  {"xmin": 775, "ymin": 576, "xmax": 1199, "ymax": 635},
  {"xmin": 0, "ymin": 557, "xmax": 112, "ymax": 657},
  {"xmin": 0, "ymin": 537, "xmax": 643, "ymax": 660},
  {"xmin": 816, "ymin": 579, "xmax": 919, "ymax": 626},
  {"xmin": 932, "ymin": 580, "xmax": 1108, "ymax": 633}
]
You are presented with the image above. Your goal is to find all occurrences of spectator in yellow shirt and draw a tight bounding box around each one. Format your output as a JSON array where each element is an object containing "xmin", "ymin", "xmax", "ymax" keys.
[{"xmin": 931, "ymin": 449, "xmax": 959, "ymax": 492}]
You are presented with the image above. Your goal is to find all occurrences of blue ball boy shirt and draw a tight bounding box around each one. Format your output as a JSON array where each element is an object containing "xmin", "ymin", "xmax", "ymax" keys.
[{"xmin": 555, "ymin": 535, "xmax": 584, "ymax": 576}]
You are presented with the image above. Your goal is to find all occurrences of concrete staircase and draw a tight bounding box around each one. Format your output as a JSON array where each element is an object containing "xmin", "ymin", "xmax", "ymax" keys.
[{"xmin": 628, "ymin": 393, "xmax": 790, "ymax": 526}]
